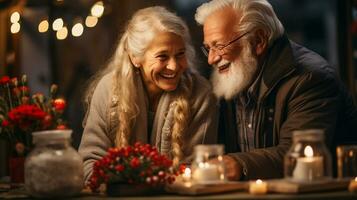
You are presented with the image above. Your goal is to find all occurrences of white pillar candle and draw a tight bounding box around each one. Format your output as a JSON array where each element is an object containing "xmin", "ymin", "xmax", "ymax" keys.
[
  {"xmin": 293, "ymin": 145, "xmax": 324, "ymax": 181},
  {"xmin": 249, "ymin": 179, "xmax": 268, "ymax": 195},
  {"xmin": 349, "ymin": 177, "xmax": 357, "ymax": 192},
  {"xmin": 192, "ymin": 162, "xmax": 220, "ymax": 182}
]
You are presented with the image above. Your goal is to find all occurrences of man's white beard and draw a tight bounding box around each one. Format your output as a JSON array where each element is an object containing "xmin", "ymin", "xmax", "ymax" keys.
[{"xmin": 210, "ymin": 43, "xmax": 259, "ymax": 100}]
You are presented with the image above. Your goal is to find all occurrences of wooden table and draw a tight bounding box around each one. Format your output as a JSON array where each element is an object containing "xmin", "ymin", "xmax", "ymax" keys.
[{"xmin": 1, "ymin": 186, "xmax": 357, "ymax": 200}]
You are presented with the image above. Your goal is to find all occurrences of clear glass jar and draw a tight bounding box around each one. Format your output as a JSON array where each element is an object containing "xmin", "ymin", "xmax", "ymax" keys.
[
  {"xmin": 191, "ymin": 144, "xmax": 226, "ymax": 183},
  {"xmin": 284, "ymin": 129, "xmax": 332, "ymax": 182},
  {"xmin": 25, "ymin": 130, "xmax": 84, "ymax": 198}
]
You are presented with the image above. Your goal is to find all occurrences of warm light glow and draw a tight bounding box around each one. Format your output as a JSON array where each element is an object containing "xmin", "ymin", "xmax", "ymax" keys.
[
  {"xmin": 184, "ymin": 168, "xmax": 191, "ymax": 177},
  {"xmin": 52, "ymin": 18, "xmax": 64, "ymax": 31},
  {"xmin": 38, "ymin": 20, "xmax": 49, "ymax": 33},
  {"xmin": 71, "ymin": 23, "xmax": 84, "ymax": 37},
  {"xmin": 56, "ymin": 26, "xmax": 68, "ymax": 40},
  {"xmin": 198, "ymin": 162, "xmax": 205, "ymax": 168},
  {"xmin": 91, "ymin": 1, "xmax": 104, "ymax": 18},
  {"xmin": 85, "ymin": 15, "xmax": 98, "ymax": 27},
  {"xmin": 10, "ymin": 23, "xmax": 20, "ymax": 34},
  {"xmin": 249, "ymin": 179, "xmax": 268, "ymax": 195},
  {"xmin": 349, "ymin": 150, "xmax": 354, "ymax": 157},
  {"xmin": 355, "ymin": 177, "xmax": 357, "ymax": 182},
  {"xmin": 10, "ymin": 12, "xmax": 20, "ymax": 23},
  {"xmin": 304, "ymin": 145, "xmax": 314, "ymax": 157}
]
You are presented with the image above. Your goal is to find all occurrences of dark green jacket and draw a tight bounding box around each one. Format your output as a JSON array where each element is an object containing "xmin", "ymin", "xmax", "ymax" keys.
[{"xmin": 218, "ymin": 35, "xmax": 357, "ymax": 179}]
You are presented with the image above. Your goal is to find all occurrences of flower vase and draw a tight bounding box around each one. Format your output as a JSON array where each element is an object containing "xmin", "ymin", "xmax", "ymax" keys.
[
  {"xmin": 106, "ymin": 183, "xmax": 164, "ymax": 197},
  {"xmin": 9, "ymin": 156, "xmax": 25, "ymax": 183}
]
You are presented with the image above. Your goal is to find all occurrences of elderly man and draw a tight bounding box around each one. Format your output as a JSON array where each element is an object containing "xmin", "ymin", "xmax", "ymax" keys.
[{"xmin": 195, "ymin": 0, "xmax": 357, "ymax": 180}]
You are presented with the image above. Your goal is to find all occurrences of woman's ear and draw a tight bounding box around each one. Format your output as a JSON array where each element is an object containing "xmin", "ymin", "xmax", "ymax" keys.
[
  {"xmin": 129, "ymin": 54, "xmax": 141, "ymax": 68},
  {"xmin": 254, "ymin": 29, "xmax": 268, "ymax": 56}
]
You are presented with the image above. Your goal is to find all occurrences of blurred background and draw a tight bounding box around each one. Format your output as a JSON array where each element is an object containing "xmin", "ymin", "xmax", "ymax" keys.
[{"xmin": 0, "ymin": 0, "xmax": 356, "ymax": 177}]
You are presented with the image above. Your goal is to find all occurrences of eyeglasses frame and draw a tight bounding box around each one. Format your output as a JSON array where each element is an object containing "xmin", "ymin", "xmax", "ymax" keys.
[{"xmin": 201, "ymin": 32, "xmax": 250, "ymax": 57}]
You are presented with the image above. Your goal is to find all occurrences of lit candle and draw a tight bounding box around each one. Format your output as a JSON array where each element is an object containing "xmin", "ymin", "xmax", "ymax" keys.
[
  {"xmin": 349, "ymin": 177, "xmax": 357, "ymax": 192},
  {"xmin": 182, "ymin": 167, "xmax": 192, "ymax": 182},
  {"xmin": 293, "ymin": 145, "xmax": 324, "ymax": 181},
  {"xmin": 192, "ymin": 162, "xmax": 220, "ymax": 182},
  {"xmin": 249, "ymin": 179, "xmax": 268, "ymax": 195}
]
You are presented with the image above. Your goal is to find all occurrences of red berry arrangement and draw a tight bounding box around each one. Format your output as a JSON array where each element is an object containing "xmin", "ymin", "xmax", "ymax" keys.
[{"xmin": 88, "ymin": 142, "xmax": 185, "ymax": 192}]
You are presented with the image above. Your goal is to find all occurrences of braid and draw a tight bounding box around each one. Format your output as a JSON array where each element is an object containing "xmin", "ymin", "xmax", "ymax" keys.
[{"xmin": 171, "ymin": 74, "xmax": 192, "ymax": 166}]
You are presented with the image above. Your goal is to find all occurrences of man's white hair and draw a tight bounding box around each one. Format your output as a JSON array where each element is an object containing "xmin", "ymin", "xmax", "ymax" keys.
[{"xmin": 195, "ymin": 0, "xmax": 284, "ymax": 46}]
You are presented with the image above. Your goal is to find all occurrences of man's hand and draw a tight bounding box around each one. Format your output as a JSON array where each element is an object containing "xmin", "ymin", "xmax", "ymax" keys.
[
  {"xmin": 209, "ymin": 155, "xmax": 242, "ymax": 181},
  {"xmin": 221, "ymin": 155, "xmax": 242, "ymax": 180}
]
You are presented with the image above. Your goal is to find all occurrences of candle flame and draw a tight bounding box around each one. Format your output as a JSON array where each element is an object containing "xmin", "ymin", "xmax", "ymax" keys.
[
  {"xmin": 304, "ymin": 145, "xmax": 314, "ymax": 157},
  {"xmin": 184, "ymin": 167, "xmax": 191, "ymax": 176},
  {"xmin": 256, "ymin": 179, "xmax": 263, "ymax": 184}
]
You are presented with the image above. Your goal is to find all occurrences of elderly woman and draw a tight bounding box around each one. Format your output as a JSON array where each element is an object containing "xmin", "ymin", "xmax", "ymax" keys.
[{"xmin": 78, "ymin": 6, "xmax": 218, "ymax": 182}]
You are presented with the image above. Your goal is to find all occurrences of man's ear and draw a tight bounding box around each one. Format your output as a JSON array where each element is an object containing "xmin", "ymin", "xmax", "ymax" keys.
[
  {"xmin": 129, "ymin": 54, "xmax": 141, "ymax": 68},
  {"xmin": 254, "ymin": 29, "xmax": 268, "ymax": 56}
]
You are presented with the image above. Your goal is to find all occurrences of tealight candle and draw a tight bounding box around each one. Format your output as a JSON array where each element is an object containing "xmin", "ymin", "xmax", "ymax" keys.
[
  {"xmin": 293, "ymin": 145, "xmax": 324, "ymax": 181},
  {"xmin": 192, "ymin": 162, "xmax": 220, "ymax": 182},
  {"xmin": 349, "ymin": 177, "xmax": 357, "ymax": 192},
  {"xmin": 249, "ymin": 179, "xmax": 268, "ymax": 195}
]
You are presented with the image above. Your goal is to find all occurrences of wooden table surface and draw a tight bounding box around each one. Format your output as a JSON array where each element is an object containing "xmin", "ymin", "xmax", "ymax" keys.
[{"xmin": 1, "ymin": 185, "xmax": 357, "ymax": 200}]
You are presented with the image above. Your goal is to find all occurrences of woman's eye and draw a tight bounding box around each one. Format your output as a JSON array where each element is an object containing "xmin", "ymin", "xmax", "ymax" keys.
[{"xmin": 156, "ymin": 55, "xmax": 168, "ymax": 61}]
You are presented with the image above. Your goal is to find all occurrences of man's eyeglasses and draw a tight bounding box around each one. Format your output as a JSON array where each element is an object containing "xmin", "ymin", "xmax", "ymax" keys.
[{"xmin": 201, "ymin": 32, "xmax": 250, "ymax": 57}]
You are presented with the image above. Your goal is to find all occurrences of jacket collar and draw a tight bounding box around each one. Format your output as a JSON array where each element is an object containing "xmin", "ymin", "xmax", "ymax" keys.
[
  {"xmin": 257, "ymin": 34, "xmax": 297, "ymax": 100},
  {"xmin": 241, "ymin": 34, "xmax": 296, "ymax": 102}
]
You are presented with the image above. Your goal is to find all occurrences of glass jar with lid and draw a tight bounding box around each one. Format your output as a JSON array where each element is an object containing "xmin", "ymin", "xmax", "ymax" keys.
[
  {"xmin": 25, "ymin": 130, "xmax": 84, "ymax": 198},
  {"xmin": 191, "ymin": 144, "xmax": 226, "ymax": 183},
  {"xmin": 284, "ymin": 129, "xmax": 332, "ymax": 182}
]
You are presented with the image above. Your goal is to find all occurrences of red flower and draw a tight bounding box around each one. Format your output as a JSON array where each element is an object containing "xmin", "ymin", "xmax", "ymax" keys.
[
  {"xmin": 1, "ymin": 120, "xmax": 9, "ymax": 127},
  {"xmin": 53, "ymin": 98, "xmax": 66, "ymax": 112},
  {"xmin": 19, "ymin": 86, "xmax": 29, "ymax": 94},
  {"xmin": 115, "ymin": 164, "xmax": 125, "ymax": 172},
  {"xmin": 56, "ymin": 124, "xmax": 68, "ymax": 130},
  {"xmin": 7, "ymin": 105, "xmax": 47, "ymax": 131},
  {"xmin": 130, "ymin": 157, "xmax": 140, "ymax": 168},
  {"xmin": 0, "ymin": 76, "xmax": 10, "ymax": 84}
]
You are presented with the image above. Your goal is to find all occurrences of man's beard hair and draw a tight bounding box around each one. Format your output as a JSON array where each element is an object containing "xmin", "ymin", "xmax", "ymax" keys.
[{"xmin": 210, "ymin": 42, "xmax": 259, "ymax": 100}]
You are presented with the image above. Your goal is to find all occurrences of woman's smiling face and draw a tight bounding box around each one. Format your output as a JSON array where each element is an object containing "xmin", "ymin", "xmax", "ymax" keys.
[{"xmin": 138, "ymin": 31, "xmax": 188, "ymax": 95}]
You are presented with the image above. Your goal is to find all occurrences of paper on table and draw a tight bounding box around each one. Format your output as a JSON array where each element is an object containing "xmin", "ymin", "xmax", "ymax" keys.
[{"xmin": 267, "ymin": 178, "xmax": 350, "ymax": 193}]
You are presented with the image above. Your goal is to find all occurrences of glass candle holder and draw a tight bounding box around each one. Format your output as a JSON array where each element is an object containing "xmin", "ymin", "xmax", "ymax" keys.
[
  {"xmin": 284, "ymin": 129, "xmax": 332, "ymax": 182},
  {"xmin": 191, "ymin": 144, "xmax": 226, "ymax": 183},
  {"xmin": 336, "ymin": 145, "xmax": 357, "ymax": 178},
  {"xmin": 25, "ymin": 130, "xmax": 84, "ymax": 198}
]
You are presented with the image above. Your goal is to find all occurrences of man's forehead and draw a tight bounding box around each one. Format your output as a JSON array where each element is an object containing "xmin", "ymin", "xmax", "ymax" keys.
[{"xmin": 203, "ymin": 7, "xmax": 240, "ymax": 44}]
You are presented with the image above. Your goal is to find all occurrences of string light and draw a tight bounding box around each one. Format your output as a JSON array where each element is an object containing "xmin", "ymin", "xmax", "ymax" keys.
[
  {"xmin": 71, "ymin": 23, "xmax": 84, "ymax": 37},
  {"xmin": 10, "ymin": 12, "xmax": 20, "ymax": 23},
  {"xmin": 10, "ymin": 22, "xmax": 20, "ymax": 34},
  {"xmin": 10, "ymin": 2, "xmax": 104, "ymax": 39},
  {"xmin": 85, "ymin": 16, "xmax": 98, "ymax": 28},
  {"xmin": 52, "ymin": 18, "xmax": 64, "ymax": 31},
  {"xmin": 56, "ymin": 26, "xmax": 68, "ymax": 40},
  {"xmin": 38, "ymin": 20, "xmax": 49, "ymax": 33},
  {"xmin": 91, "ymin": 1, "xmax": 104, "ymax": 18}
]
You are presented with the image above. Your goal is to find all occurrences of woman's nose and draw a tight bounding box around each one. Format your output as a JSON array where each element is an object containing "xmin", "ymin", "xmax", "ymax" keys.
[{"xmin": 166, "ymin": 58, "xmax": 178, "ymax": 70}]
